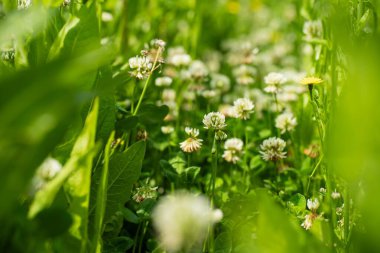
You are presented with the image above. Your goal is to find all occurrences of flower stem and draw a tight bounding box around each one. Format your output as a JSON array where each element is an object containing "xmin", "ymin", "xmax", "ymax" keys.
[{"xmin": 132, "ymin": 47, "xmax": 162, "ymax": 116}]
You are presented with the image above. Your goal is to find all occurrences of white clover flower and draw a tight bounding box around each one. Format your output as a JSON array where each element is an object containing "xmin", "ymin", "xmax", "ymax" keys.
[
  {"xmin": 303, "ymin": 20, "xmax": 323, "ymax": 40},
  {"xmin": 223, "ymin": 138, "xmax": 244, "ymax": 164},
  {"xmin": 319, "ymin": 187, "xmax": 326, "ymax": 194},
  {"xmin": 203, "ymin": 112, "xmax": 227, "ymax": 130},
  {"xmin": 161, "ymin": 126, "xmax": 174, "ymax": 134},
  {"xmin": 152, "ymin": 192, "xmax": 223, "ymax": 252},
  {"xmin": 180, "ymin": 127, "xmax": 203, "ymax": 153},
  {"xmin": 128, "ymin": 55, "xmax": 153, "ymax": 79},
  {"xmin": 151, "ymin": 38, "xmax": 166, "ymax": 50},
  {"xmin": 232, "ymin": 65, "xmax": 256, "ymax": 85},
  {"xmin": 188, "ymin": 60, "xmax": 209, "ymax": 81},
  {"xmin": 307, "ymin": 198, "xmax": 320, "ymax": 212},
  {"xmin": 232, "ymin": 98, "xmax": 255, "ymax": 120},
  {"xmin": 18, "ymin": 0, "xmax": 31, "ymax": 9},
  {"xmin": 210, "ymin": 74, "xmax": 230, "ymax": 92},
  {"xmin": 155, "ymin": 76, "xmax": 173, "ymax": 87},
  {"xmin": 259, "ymin": 137, "xmax": 287, "ymax": 161},
  {"xmin": 264, "ymin": 72, "xmax": 287, "ymax": 94},
  {"xmin": 185, "ymin": 127, "xmax": 199, "ymax": 138},
  {"xmin": 301, "ymin": 214, "xmax": 315, "ymax": 230},
  {"xmin": 275, "ymin": 112, "xmax": 297, "ymax": 134},
  {"xmin": 219, "ymin": 104, "xmax": 236, "ymax": 118},
  {"xmin": 331, "ymin": 190, "xmax": 341, "ymax": 200},
  {"xmin": 167, "ymin": 47, "xmax": 192, "ymax": 67},
  {"xmin": 162, "ymin": 89, "xmax": 176, "ymax": 102},
  {"xmin": 30, "ymin": 157, "xmax": 62, "ymax": 194},
  {"xmin": 215, "ymin": 130, "xmax": 228, "ymax": 141},
  {"xmin": 37, "ymin": 157, "xmax": 62, "ymax": 180},
  {"xmin": 201, "ymin": 89, "xmax": 219, "ymax": 100},
  {"xmin": 101, "ymin": 12, "xmax": 113, "ymax": 22}
]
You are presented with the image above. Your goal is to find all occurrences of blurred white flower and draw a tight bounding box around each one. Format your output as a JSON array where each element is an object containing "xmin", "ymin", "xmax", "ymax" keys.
[
  {"xmin": 233, "ymin": 65, "xmax": 256, "ymax": 85},
  {"xmin": 101, "ymin": 12, "xmax": 113, "ymax": 22},
  {"xmin": 232, "ymin": 98, "xmax": 255, "ymax": 120},
  {"xmin": 203, "ymin": 112, "xmax": 227, "ymax": 130},
  {"xmin": 201, "ymin": 89, "xmax": 219, "ymax": 100},
  {"xmin": 210, "ymin": 73, "xmax": 230, "ymax": 92},
  {"xmin": 167, "ymin": 47, "xmax": 192, "ymax": 67},
  {"xmin": 37, "ymin": 157, "xmax": 62, "ymax": 180},
  {"xmin": 219, "ymin": 104, "xmax": 236, "ymax": 118},
  {"xmin": 303, "ymin": 20, "xmax": 323, "ymax": 39},
  {"xmin": 307, "ymin": 198, "xmax": 320, "ymax": 212},
  {"xmin": 301, "ymin": 214, "xmax": 314, "ymax": 230},
  {"xmin": 223, "ymin": 138, "xmax": 244, "ymax": 163},
  {"xmin": 264, "ymin": 72, "xmax": 287, "ymax": 94},
  {"xmin": 155, "ymin": 76, "xmax": 173, "ymax": 87},
  {"xmin": 188, "ymin": 60, "xmax": 209, "ymax": 81},
  {"xmin": 128, "ymin": 56, "xmax": 152, "ymax": 79},
  {"xmin": 152, "ymin": 192, "xmax": 222, "ymax": 252},
  {"xmin": 18, "ymin": 0, "xmax": 31, "ymax": 9},
  {"xmin": 30, "ymin": 157, "xmax": 62, "ymax": 194},
  {"xmin": 151, "ymin": 38, "xmax": 166, "ymax": 50},
  {"xmin": 162, "ymin": 89, "xmax": 176, "ymax": 102},
  {"xmin": 275, "ymin": 112, "xmax": 297, "ymax": 134},
  {"xmin": 259, "ymin": 137, "xmax": 287, "ymax": 161},
  {"xmin": 180, "ymin": 127, "xmax": 203, "ymax": 153},
  {"xmin": 161, "ymin": 126, "xmax": 174, "ymax": 134},
  {"xmin": 331, "ymin": 190, "xmax": 341, "ymax": 200}
]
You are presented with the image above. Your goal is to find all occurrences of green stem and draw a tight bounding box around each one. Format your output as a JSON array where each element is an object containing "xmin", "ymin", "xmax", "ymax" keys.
[
  {"xmin": 132, "ymin": 47, "xmax": 162, "ymax": 116},
  {"xmin": 344, "ymin": 188, "xmax": 350, "ymax": 251}
]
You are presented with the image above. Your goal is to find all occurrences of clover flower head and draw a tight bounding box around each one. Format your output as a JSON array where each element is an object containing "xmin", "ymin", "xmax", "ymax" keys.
[
  {"xmin": 210, "ymin": 73, "xmax": 231, "ymax": 92},
  {"xmin": 232, "ymin": 65, "xmax": 256, "ymax": 85},
  {"xmin": 180, "ymin": 127, "xmax": 203, "ymax": 153},
  {"xmin": 128, "ymin": 55, "xmax": 153, "ymax": 79},
  {"xmin": 275, "ymin": 112, "xmax": 297, "ymax": 134},
  {"xmin": 307, "ymin": 198, "xmax": 320, "ymax": 212},
  {"xmin": 152, "ymin": 192, "xmax": 222, "ymax": 252},
  {"xmin": 203, "ymin": 112, "xmax": 227, "ymax": 130},
  {"xmin": 264, "ymin": 72, "xmax": 287, "ymax": 94},
  {"xmin": 301, "ymin": 214, "xmax": 317, "ymax": 230},
  {"xmin": 259, "ymin": 137, "xmax": 287, "ymax": 161},
  {"xmin": 155, "ymin": 76, "xmax": 173, "ymax": 87},
  {"xmin": 167, "ymin": 47, "xmax": 192, "ymax": 67},
  {"xmin": 223, "ymin": 138, "xmax": 244, "ymax": 163},
  {"xmin": 232, "ymin": 98, "xmax": 255, "ymax": 120},
  {"xmin": 303, "ymin": 20, "xmax": 323, "ymax": 39}
]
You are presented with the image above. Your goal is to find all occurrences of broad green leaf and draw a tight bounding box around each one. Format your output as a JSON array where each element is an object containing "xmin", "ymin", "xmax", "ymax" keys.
[
  {"xmin": 90, "ymin": 141, "xmax": 146, "ymax": 228},
  {"xmin": 34, "ymin": 207, "xmax": 73, "ymax": 238},
  {"xmin": 215, "ymin": 232, "xmax": 233, "ymax": 253},
  {"xmin": 47, "ymin": 16, "xmax": 80, "ymax": 61},
  {"xmin": 28, "ymin": 99, "xmax": 99, "ymax": 219},
  {"xmin": 138, "ymin": 104, "xmax": 169, "ymax": 126},
  {"xmin": 287, "ymin": 193, "xmax": 307, "ymax": 215},
  {"xmin": 64, "ymin": 99, "xmax": 99, "ymax": 253}
]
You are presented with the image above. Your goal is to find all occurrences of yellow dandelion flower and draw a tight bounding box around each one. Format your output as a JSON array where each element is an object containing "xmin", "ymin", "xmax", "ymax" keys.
[{"xmin": 300, "ymin": 76, "xmax": 323, "ymax": 85}]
